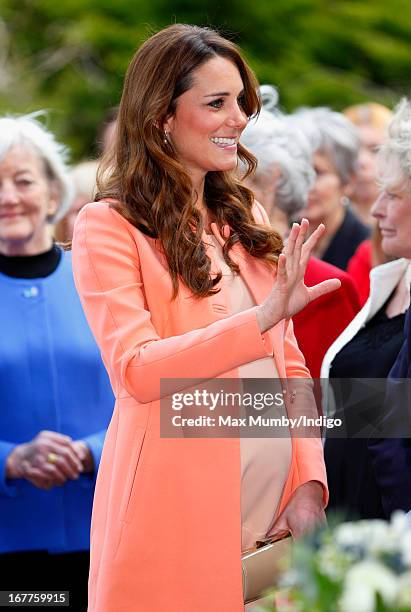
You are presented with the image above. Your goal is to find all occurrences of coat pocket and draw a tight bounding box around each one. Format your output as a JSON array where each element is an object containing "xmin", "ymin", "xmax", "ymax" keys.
[{"xmin": 120, "ymin": 426, "xmax": 149, "ymax": 524}]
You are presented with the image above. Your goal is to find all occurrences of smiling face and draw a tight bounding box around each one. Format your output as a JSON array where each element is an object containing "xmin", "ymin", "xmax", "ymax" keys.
[
  {"xmin": 371, "ymin": 180, "xmax": 411, "ymax": 259},
  {"xmin": 0, "ymin": 145, "xmax": 58, "ymax": 256},
  {"xmin": 163, "ymin": 56, "xmax": 248, "ymax": 187}
]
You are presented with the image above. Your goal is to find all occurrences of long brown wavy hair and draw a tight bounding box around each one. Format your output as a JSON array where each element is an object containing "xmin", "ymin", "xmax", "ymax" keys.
[{"xmin": 96, "ymin": 24, "xmax": 283, "ymax": 298}]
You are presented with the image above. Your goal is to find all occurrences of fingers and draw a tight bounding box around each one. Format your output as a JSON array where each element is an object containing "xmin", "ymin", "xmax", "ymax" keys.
[
  {"xmin": 36, "ymin": 431, "xmax": 83, "ymax": 473},
  {"xmin": 292, "ymin": 218, "xmax": 309, "ymax": 270},
  {"xmin": 283, "ymin": 222, "xmax": 299, "ymax": 257},
  {"xmin": 40, "ymin": 431, "xmax": 75, "ymax": 447},
  {"xmin": 39, "ymin": 457, "xmax": 75, "ymax": 485},
  {"xmin": 20, "ymin": 431, "xmax": 83, "ymax": 487},
  {"xmin": 48, "ymin": 444, "xmax": 83, "ymax": 477},
  {"xmin": 282, "ymin": 219, "xmax": 310, "ymax": 281},
  {"xmin": 21, "ymin": 462, "xmax": 54, "ymax": 490},
  {"xmin": 300, "ymin": 223, "xmax": 325, "ymax": 267},
  {"xmin": 269, "ymin": 516, "xmax": 293, "ymax": 541},
  {"xmin": 307, "ymin": 278, "xmax": 341, "ymax": 303},
  {"xmin": 276, "ymin": 253, "xmax": 287, "ymax": 281}
]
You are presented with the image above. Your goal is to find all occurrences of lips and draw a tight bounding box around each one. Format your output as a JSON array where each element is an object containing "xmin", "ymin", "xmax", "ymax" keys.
[
  {"xmin": 210, "ymin": 137, "xmax": 237, "ymax": 149},
  {"xmin": 380, "ymin": 228, "xmax": 396, "ymax": 237},
  {"xmin": 0, "ymin": 213, "xmax": 23, "ymax": 219}
]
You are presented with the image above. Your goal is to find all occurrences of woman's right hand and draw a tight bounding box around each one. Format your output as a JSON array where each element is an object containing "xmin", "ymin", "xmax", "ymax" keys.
[
  {"xmin": 5, "ymin": 431, "xmax": 83, "ymax": 490},
  {"xmin": 256, "ymin": 219, "xmax": 341, "ymax": 333}
]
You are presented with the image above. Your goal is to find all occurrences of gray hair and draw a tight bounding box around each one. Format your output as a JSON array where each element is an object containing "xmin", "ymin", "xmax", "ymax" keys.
[
  {"xmin": 289, "ymin": 107, "xmax": 359, "ymax": 185},
  {"xmin": 69, "ymin": 160, "xmax": 98, "ymax": 200},
  {"xmin": 241, "ymin": 104, "xmax": 315, "ymax": 217},
  {"xmin": 378, "ymin": 98, "xmax": 411, "ymax": 191},
  {"xmin": 0, "ymin": 113, "xmax": 73, "ymax": 223}
]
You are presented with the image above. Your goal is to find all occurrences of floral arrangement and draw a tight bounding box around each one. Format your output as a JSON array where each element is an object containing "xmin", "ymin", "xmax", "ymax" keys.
[{"xmin": 262, "ymin": 512, "xmax": 411, "ymax": 612}]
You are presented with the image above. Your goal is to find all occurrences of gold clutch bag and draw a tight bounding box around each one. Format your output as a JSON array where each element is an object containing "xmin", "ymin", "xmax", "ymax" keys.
[{"xmin": 241, "ymin": 531, "xmax": 291, "ymax": 604}]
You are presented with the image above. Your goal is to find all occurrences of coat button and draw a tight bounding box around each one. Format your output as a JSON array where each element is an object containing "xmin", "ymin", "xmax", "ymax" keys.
[{"xmin": 22, "ymin": 286, "xmax": 39, "ymax": 298}]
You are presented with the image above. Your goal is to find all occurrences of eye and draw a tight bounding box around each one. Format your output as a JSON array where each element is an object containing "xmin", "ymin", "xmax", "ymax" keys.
[
  {"xmin": 208, "ymin": 98, "xmax": 224, "ymax": 109},
  {"xmin": 16, "ymin": 179, "xmax": 33, "ymax": 187}
]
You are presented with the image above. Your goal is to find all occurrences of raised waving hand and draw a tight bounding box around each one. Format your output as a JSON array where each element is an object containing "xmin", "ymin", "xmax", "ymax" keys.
[{"xmin": 256, "ymin": 219, "xmax": 341, "ymax": 333}]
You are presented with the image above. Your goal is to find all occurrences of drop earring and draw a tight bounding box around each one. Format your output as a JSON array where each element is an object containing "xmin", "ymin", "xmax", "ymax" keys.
[{"xmin": 164, "ymin": 131, "xmax": 169, "ymax": 144}]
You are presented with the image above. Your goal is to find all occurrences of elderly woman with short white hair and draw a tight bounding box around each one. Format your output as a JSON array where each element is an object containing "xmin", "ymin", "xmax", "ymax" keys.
[
  {"xmin": 241, "ymin": 101, "xmax": 314, "ymax": 235},
  {"xmin": 0, "ymin": 114, "xmax": 114, "ymax": 608},
  {"xmin": 289, "ymin": 107, "xmax": 370, "ymax": 270},
  {"xmin": 322, "ymin": 98, "xmax": 411, "ymax": 519}
]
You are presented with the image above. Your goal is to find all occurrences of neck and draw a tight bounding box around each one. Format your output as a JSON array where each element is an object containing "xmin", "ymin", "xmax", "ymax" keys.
[
  {"xmin": 0, "ymin": 232, "xmax": 53, "ymax": 257},
  {"xmin": 313, "ymin": 206, "xmax": 345, "ymax": 258},
  {"xmin": 386, "ymin": 280, "xmax": 411, "ymax": 318},
  {"xmin": 352, "ymin": 201, "xmax": 373, "ymax": 227}
]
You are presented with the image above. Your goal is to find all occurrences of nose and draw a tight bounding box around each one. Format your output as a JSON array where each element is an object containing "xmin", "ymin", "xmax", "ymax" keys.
[
  {"xmin": 0, "ymin": 180, "xmax": 19, "ymax": 206},
  {"xmin": 371, "ymin": 191, "xmax": 386, "ymax": 219},
  {"xmin": 227, "ymin": 101, "xmax": 248, "ymax": 130},
  {"xmin": 358, "ymin": 148, "xmax": 374, "ymax": 173}
]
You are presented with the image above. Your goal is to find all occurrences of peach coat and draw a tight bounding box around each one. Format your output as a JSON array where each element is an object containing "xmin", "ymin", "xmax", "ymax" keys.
[{"xmin": 72, "ymin": 200, "xmax": 328, "ymax": 612}]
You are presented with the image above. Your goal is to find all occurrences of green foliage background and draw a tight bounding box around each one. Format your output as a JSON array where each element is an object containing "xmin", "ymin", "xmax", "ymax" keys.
[{"xmin": 1, "ymin": 0, "xmax": 411, "ymax": 160}]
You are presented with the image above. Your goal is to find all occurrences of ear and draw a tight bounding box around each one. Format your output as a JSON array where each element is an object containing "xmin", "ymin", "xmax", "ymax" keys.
[
  {"xmin": 162, "ymin": 114, "xmax": 176, "ymax": 136},
  {"xmin": 46, "ymin": 180, "xmax": 60, "ymax": 219},
  {"xmin": 342, "ymin": 171, "xmax": 357, "ymax": 198}
]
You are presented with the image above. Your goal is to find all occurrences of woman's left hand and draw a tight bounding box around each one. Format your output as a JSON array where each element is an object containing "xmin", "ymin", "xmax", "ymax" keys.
[{"xmin": 269, "ymin": 481, "xmax": 326, "ymax": 540}]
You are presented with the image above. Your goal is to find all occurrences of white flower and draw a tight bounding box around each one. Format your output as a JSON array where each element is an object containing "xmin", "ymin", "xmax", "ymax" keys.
[
  {"xmin": 339, "ymin": 560, "xmax": 398, "ymax": 612},
  {"xmin": 390, "ymin": 510, "xmax": 409, "ymax": 536},
  {"xmin": 335, "ymin": 520, "xmax": 389, "ymax": 555},
  {"xmin": 396, "ymin": 571, "xmax": 411, "ymax": 609},
  {"xmin": 401, "ymin": 532, "xmax": 411, "ymax": 567},
  {"xmin": 317, "ymin": 543, "xmax": 352, "ymax": 582}
]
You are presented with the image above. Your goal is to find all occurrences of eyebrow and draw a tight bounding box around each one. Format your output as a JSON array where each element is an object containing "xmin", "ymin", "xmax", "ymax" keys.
[
  {"xmin": 14, "ymin": 169, "xmax": 33, "ymax": 175},
  {"xmin": 204, "ymin": 89, "xmax": 244, "ymax": 98}
]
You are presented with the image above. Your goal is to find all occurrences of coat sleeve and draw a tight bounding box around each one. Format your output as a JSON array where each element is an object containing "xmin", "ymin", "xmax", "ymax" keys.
[
  {"xmin": 82, "ymin": 430, "xmax": 107, "ymax": 473},
  {"xmin": 72, "ymin": 203, "xmax": 274, "ymax": 404},
  {"xmin": 0, "ymin": 441, "xmax": 19, "ymax": 497}
]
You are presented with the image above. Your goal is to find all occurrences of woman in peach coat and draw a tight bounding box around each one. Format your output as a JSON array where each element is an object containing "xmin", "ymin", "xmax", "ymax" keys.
[{"xmin": 72, "ymin": 24, "xmax": 339, "ymax": 612}]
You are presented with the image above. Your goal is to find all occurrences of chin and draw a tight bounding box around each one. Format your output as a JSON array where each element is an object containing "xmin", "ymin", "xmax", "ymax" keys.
[{"xmin": 381, "ymin": 241, "xmax": 400, "ymax": 259}]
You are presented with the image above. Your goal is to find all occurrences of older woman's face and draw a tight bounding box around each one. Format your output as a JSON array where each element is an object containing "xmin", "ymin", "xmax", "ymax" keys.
[
  {"xmin": 303, "ymin": 152, "xmax": 346, "ymax": 225},
  {"xmin": 0, "ymin": 146, "xmax": 57, "ymax": 256},
  {"xmin": 372, "ymin": 183, "xmax": 411, "ymax": 259}
]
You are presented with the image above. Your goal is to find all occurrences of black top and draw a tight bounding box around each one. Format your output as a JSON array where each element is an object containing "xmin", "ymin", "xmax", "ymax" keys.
[
  {"xmin": 330, "ymin": 296, "xmax": 406, "ymax": 378},
  {"xmin": 322, "ymin": 207, "xmax": 371, "ymax": 271},
  {"xmin": 325, "ymin": 293, "xmax": 406, "ymax": 520},
  {"xmin": 0, "ymin": 244, "xmax": 62, "ymax": 279}
]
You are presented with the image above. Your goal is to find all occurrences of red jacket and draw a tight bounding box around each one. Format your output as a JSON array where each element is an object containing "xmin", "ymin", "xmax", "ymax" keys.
[
  {"xmin": 293, "ymin": 257, "xmax": 361, "ymax": 378},
  {"xmin": 347, "ymin": 239, "xmax": 372, "ymax": 307}
]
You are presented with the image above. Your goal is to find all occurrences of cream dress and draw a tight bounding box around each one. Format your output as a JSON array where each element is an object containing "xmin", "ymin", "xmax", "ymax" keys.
[{"xmin": 207, "ymin": 235, "xmax": 292, "ymax": 553}]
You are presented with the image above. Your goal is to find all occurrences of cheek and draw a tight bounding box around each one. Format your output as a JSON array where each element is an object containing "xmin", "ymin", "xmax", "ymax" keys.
[{"xmin": 325, "ymin": 178, "xmax": 343, "ymax": 201}]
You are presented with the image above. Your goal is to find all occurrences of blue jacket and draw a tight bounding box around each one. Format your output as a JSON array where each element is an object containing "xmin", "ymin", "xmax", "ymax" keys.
[
  {"xmin": 369, "ymin": 305, "xmax": 411, "ymax": 517},
  {"xmin": 0, "ymin": 250, "xmax": 114, "ymax": 553}
]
